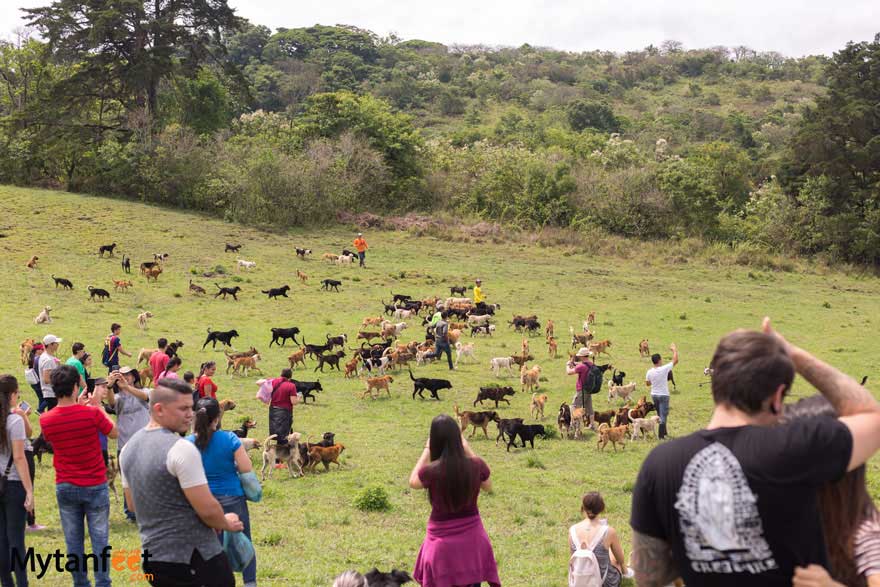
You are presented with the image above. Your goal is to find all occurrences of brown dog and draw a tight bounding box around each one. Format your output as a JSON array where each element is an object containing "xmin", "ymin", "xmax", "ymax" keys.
[
  {"xmin": 144, "ymin": 266, "xmax": 163, "ymax": 282},
  {"xmin": 343, "ymin": 355, "xmax": 361, "ymax": 378},
  {"xmin": 639, "ymin": 339, "xmax": 650, "ymax": 358},
  {"xmin": 510, "ymin": 353, "xmax": 534, "ymax": 367},
  {"xmin": 25, "ymin": 255, "xmax": 38, "ymax": 269},
  {"xmin": 357, "ymin": 331, "xmax": 382, "ymax": 343},
  {"xmin": 547, "ymin": 336, "xmax": 558, "ymax": 358},
  {"xmin": 597, "ymin": 423, "xmax": 630, "ymax": 452},
  {"xmin": 287, "ymin": 348, "xmax": 307, "ymax": 370},
  {"xmin": 361, "ymin": 375, "xmax": 393, "ymax": 399},
  {"xmin": 520, "ymin": 364, "xmax": 541, "ymax": 393},
  {"xmin": 231, "ymin": 354, "xmax": 263, "ymax": 376},
  {"xmin": 361, "ymin": 316, "xmax": 384, "ymax": 327},
  {"xmin": 545, "ymin": 319, "xmax": 555, "ymax": 339},
  {"xmin": 588, "ymin": 339, "xmax": 612, "ymax": 358},
  {"xmin": 454, "ymin": 405, "xmax": 500, "ymax": 438},
  {"xmin": 114, "ymin": 279, "xmax": 133, "ymax": 293},
  {"xmin": 530, "ymin": 393, "xmax": 548, "ymax": 419},
  {"xmin": 296, "ymin": 269, "xmax": 308, "ymax": 283},
  {"xmin": 138, "ymin": 367, "xmax": 153, "ymax": 387},
  {"xmin": 593, "ymin": 409, "xmax": 617, "ymax": 428},
  {"xmin": 307, "ymin": 444, "xmax": 345, "ymax": 472},
  {"xmin": 19, "ymin": 338, "xmax": 35, "ymax": 366},
  {"xmin": 224, "ymin": 348, "xmax": 258, "ymax": 374}
]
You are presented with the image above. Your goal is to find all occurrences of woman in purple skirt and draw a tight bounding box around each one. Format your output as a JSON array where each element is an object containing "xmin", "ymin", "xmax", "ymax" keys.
[{"xmin": 409, "ymin": 414, "xmax": 501, "ymax": 587}]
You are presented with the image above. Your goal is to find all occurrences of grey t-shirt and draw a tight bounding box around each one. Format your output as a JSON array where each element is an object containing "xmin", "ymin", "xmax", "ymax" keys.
[
  {"xmin": 39, "ymin": 354, "xmax": 60, "ymax": 399},
  {"xmin": 115, "ymin": 389, "xmax": 150, "ymax": 449},
  {"xmin": 0, "ymin": 415, "xmax": 26, "ymax": 482}
]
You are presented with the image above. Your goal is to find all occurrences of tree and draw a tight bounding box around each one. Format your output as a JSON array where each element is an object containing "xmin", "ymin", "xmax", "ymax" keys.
[
  {"xmin": 25, "ymin": 0, "xmax": 241, "ymax": 122},
  {"xmin": 566, "ymin": 100, "xmax": 619, "ymax": 133},
  {"xmin": 226, "ymin": 23, "xmax": 271, "ymax": 67}
]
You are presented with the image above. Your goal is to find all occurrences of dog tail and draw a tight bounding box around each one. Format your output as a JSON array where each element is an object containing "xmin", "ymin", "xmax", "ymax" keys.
[
  {"xmin": 597, "ymin": 423, "xmax": 609, "ymax": 433},
  {"xmin": 215, "ymin": 283, "xmax": 221, "ymax": 290},
  {"xmin": 207, "ymin": 327, "xmax": 212, "ymax": 333},
  {"xmin": 861, "ymin": 375, "xmax": 868, "ymax": 386},
  {"xmin": 261, "ymin": 289, "xmax": 269, "ymax": 294}
]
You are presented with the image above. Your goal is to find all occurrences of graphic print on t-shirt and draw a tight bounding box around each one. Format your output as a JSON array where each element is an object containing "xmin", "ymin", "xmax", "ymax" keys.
[{"xmin": 674, "ymin": 442, "xmax": 778, "ymax": 574}]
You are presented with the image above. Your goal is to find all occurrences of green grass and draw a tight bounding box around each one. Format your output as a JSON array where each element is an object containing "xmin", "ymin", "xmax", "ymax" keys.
[{"xmin": 1, "ymin": 184, "xmax": 879, "ymax": 586}]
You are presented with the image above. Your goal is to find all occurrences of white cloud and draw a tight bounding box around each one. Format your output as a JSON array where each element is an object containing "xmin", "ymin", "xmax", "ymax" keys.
[{"xmin": 3, "ymin": 0, "xmax": 877, "ymax": 56}]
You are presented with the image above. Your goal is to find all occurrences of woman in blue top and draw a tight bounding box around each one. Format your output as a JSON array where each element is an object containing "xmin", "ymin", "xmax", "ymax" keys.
[{"xmin": 188, "ymin": 398, "xmax": 257, "ymax": 586}]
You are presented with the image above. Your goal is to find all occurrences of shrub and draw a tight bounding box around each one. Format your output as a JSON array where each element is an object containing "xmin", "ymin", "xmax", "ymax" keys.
[
  {"xmin": 525, "ymin": 456, "xmax": 546, "ymax": 469},
  {"xmin": 354, "ymin": 485, "xmax": 391, "ymax": 512}
]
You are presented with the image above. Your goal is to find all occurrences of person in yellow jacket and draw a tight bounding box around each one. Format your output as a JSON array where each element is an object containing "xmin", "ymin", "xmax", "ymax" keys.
[
  {"xmin": 353, "ymin": 233, "xmax": 368, "ymax": 268},
  {"xmin": 473, "ymin": 278, "xmax": 486, "ymax": 311}
]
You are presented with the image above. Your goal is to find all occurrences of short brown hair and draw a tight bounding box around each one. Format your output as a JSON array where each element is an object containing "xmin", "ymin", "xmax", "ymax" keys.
[
  {"xmin": 710, "ymin": 330, "xmax": 794, "ymax": 414},
  {"xmin": 581, "ymin": 492, "xmax": 605, "ymax": 519}
]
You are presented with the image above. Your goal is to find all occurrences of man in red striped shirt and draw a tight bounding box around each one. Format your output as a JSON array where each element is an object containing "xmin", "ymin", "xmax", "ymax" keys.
[{"xmin": 40, "ymin": 364, "xmax": 118, "ymax": 587}]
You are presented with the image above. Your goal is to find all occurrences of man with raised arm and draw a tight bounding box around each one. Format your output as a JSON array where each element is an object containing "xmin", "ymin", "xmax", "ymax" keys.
[{"xmin": 630, "ymin": 318, "xmax": 880, "ymax": 586}]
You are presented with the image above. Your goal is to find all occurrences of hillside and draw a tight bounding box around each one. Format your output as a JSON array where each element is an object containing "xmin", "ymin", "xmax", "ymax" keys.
[{"xmin": 2, "ymin": 185, "xmax": 879, "ymax": 585}]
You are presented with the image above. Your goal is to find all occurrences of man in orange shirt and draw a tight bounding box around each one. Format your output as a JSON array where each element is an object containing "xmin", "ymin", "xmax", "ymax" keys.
[{"xmin": 354, "ymin": 232, "xmax": 368, "ymax": 268}]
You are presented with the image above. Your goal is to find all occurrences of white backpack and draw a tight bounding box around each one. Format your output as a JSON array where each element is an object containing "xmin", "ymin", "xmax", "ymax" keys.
[{"xmin": 568, "ymin": 523, "xmax": 608, "ymax": 587}]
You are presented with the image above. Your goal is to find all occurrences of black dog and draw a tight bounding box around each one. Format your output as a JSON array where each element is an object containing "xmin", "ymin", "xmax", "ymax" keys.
[
  {"xmin": 381, "ymin": 300, "xmax": 397, "ymax": 315},
  {"xmin": 507, "ymin": 423, "xmax": 546, "ymax": 451},
  {"xmin": 295, "ymin": 248, "xmax": 312, "ymax": 258},
  {"xmin": 449, "ymin": 285, "xmax": 467, "ymax": 296},
  {"xmin": 32, "ymin": 434, "xmax": 54, "ymax": 464},
  {"xmin": 98, "ymin": 243, "xmax": 117, "ymax": 257},
  {"xmin": 314, "ymin": 351, "xmax": 345, "ymax": 372},
  {"xmin": 302, "ymin": 338, "xmax": 333, "ymax": 358},
  {"xmin": 51, "ymin": 274, "xmax": 74, "ymax": 290},
  {"xmin": 87, "ymin": 286, "xmax": 111, "ymax": 301},
  {"xmin": 326, "ymin": 334, "xmax": 347, "ymax": 348},
  {"xmin": 121, "ymin": 255, "xmax": 131, "ymax": 274},
  {"xmin": 225, "ymin": 243, "xmax": 242, "ymax": 253},
  {"xmin": 202, "ymin": 328, "xmax": 239, "ymax": 349},
  {"xmin": 612, "ymin": 369, "xmax": 626, "ymax": 386},
  {"xmin": 321, "ymin": 279, "xmax": 341, "ymax": 292},
  {"xmin": 495, "ymin": 417, "xmax": 524, "ymax": 445},
  {"xmin": 261, "ymin": 285, "xmax": 290, "ymax": 300},
  {"xmin": 470, "ymin": 323, "xmax": 493, "ymax": 337},
  {"xmin": 341, "ymin": 248, "xmax": 357, "ymax": 258},
  {"xmin": 214, "ymin": 284, "xmax": 242, "ymax": 300},
  {"xmin": 409, "ymin": 368, "xmax": 452, "ymax": 400},
  {"xmin": 474, "ymin": 386, "xmax": 515, "ymax": 407},
  {"xmin": 364, "ymin": 568, "xmax": 413, "ymax": 586},
  {"xmin": 165, "ymin": 340, "xmax": 184, "ymax": 357},
  {"xmin": 269, "ymin": 327, "xmax": 301, "ymax": 347},
  {"xmin": 292, "ymin": 379, "xmax": 323, "ymax": 404},
  {"xmin": 140, "ymin": 260, "xmax": 159, "ymax": 273},
  {"xmin": 668, "ymin": 370, "xmax": 676, "ymax": 390},
  {"xmin": 308, "ymin": 432, "xmax": 335, "ymax": 448},
  {"xmin": 390, "ymin": 291, "xmax": 411, "ymax": 304}
]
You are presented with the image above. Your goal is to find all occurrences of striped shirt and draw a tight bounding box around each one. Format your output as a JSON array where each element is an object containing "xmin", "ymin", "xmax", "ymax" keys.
[
  {"xmin": 856, "ymin": 511, "xmax": 880, "ymax": 577},
  {"xmin": 39, "ymin": 404, "xmax": 114, "ymax": 486}
]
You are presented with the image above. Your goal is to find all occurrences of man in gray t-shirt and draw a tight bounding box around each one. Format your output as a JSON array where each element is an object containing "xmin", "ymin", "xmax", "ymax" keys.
[
  {"xmin": 107, "ymin": 367, "xmax": 150, "ymax": 522},
  {"xmin": 39, "ymin": 335, "xmax": 62, "ymax": 412}
]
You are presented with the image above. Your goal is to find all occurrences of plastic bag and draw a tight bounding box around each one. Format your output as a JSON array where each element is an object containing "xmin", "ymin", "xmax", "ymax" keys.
[
  {"xmin": 222, "ymin": 530, "xmax": 255, "ymax": 572},
  {"xmin": 239, "ymin": 471, "xmax": 262, "ymax": 503}
]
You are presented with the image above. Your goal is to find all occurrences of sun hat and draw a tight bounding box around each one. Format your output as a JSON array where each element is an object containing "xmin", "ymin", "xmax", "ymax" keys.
[
  {"xmin": 118, "ymin": 366, "xmax": 134, "ymax": 374},
  {"xmin": 576, "ymin": 347, "xmax": 592, "ymax": 358},
  {"xmin": 475, "ymin": 278, "xmax": 482, "ymax": 283},
  {"xmin": 42, "ymin": 334, "xmax": 62, "ymax": 345}
]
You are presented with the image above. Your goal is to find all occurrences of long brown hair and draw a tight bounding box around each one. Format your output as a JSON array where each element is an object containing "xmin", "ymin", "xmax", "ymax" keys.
[
  {"xmin": 0, "ymin": 376, "xmax": 15, "ymax": 453},
  {"xmin": 784, "ymin": 395, "xmax": 874, "ymax": 586},
  {"xmin": 193, "ymin": 397, "xmax": 221, "ymax": 451},
  {"xmin": 424, "ymin": 414, "xmax": 475, "ymax": 513}
]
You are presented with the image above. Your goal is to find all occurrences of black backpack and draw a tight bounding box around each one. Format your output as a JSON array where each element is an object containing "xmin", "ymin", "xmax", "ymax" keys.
[{"xmin": 586, "ymin": 365, "xmax": 604, "ymax": 394}]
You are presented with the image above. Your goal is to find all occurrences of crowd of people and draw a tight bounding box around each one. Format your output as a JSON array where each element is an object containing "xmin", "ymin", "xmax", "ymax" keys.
[{"xmin": 4, "ymin": 312, "xmax": 880, "ymax": 586}]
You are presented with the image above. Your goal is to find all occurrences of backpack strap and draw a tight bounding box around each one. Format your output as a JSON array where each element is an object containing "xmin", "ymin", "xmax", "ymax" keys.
[{"xmin": 569, "ymin": 525, "xmax": 581, "ymax": 550}]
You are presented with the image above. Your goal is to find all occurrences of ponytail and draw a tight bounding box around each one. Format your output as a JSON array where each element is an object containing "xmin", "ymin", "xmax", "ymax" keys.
[{"xmin": 193, "ymin": 397, "xmax": 221, "ymax": 451}]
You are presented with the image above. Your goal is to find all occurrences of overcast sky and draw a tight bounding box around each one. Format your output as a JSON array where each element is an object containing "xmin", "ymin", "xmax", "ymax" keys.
[{"xmin": 3, "ymin": 0, "xmax": 878, "ymax": 57}]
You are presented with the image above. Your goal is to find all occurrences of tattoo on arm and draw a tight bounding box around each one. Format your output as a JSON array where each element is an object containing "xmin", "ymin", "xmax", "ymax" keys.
[
  {"xmin": 632, "ymin": 531, "xmax": 679, "ymax": 587},
  {"xmin": 792, "ymin": 348, "xmax": 878, "ymax": 417}
]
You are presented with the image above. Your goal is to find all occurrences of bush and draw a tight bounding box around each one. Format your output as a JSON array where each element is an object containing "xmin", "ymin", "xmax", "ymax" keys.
[
  {"xmin": 354, "ymin": 485, "xmax": 391, "ymax": 512},
  {"xmin": 525, "ymin": 456, "xmax": 546, "ymax": 469}
]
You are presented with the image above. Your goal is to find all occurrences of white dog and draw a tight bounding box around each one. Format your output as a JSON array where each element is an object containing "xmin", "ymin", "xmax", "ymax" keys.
[
  {"xmin": 34, "ymin": 306, "xmax": 52, "ymax": 324},
  {"xmin": 490, "ymin": 356, "xmax": 514, "ymax": 377},
  {"xmin": 455, "ymin": 342, "xmax": 476, "ymax": 364},
  {"xmin": 336, "ymin": 254, "xmax": 355, "ymax": 265},
  {"xmin": 631, "ymin": 415, "xmax": 661, "ymax": 440},
  {"xmin": 392, "ymin": 308, "xmax": 413, "ymax": 320},
  {"xmin": 468, "ymin": 314, "xmax": 492, "ymax": 326},
  {"xmin": 237, "ymin": 259, "xmax": 257, "ymax": 270},
  {"xmin": 137, "ymin": 311, "xmax": 153, "ymax": 330}
]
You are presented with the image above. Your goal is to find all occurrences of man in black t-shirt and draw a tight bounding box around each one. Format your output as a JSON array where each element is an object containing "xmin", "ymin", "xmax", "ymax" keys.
[{"xmin": 630, "ymin": 318, "xmax": 880, "ymax": 587}]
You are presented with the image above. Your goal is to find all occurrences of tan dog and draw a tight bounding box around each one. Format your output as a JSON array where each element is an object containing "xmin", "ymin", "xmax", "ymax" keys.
[
  {"xmin": 530, "ymin": 393, "xmax": 548, "ymax": 419},
  {"xmin": 547, "ymin": 336, "xmax": 558, "ymax": 358},
  {"xmin": 136, "ymin": 348, "xmax": 159, "ymax": 365},
  {"xmin": 587, "ymin": 311, "xmax": 596, "ymax": 325},
  {"xmin": 570, "ymin": 407, "xmax": 587, "ymax": 439},
  {"xmin": 362, "ymin": 316, "xmax": 384, "ymax": 327},
  {"xmin": 545, "ymin": 319, "xmax": 554, "ymax": 339},
  {"xmin": 343, "ymin": 355, "xmax": 361, "ymax": 378},
  {"xmin": 520, "ymin": 364, "xmax": 542, "ymax": 393},
  {"xmin": 588, "ymin": 339, "xmax": 612, "ymax": 358},
  {"xmin": 296, "ymin": 269, "xmax": 308, "ymax": 283},
  {"xmin": 136, "ymin": 311, "xmax": 153, "ymax": 330},
  {"xmin": 597, "ymin": 423, "xmax": 630, "ymax": 452},
  {"xmin": 454, "ymin": 405, "xmax": 500, "ymax": 439},
  {"xmin": 144, "ymin": 266, "xmax": 162, "ymax": 282},
  {"xmin": 521, "ymin": 338, "xmax": 530, "ymax": 356},
  {"xmin": 138, "ymin": 367, "xmax": 153, "ymax": 387},
  {"xmin": 322, "ymin": 253, "xmax": 339, "ymax": 262},
  {"xmin": 25, "ymin": 256, "xmax": 38, "ymax": 269},
  {"xmin": 106, "ymin": 454, "xmax": 120, "ymax": 502},
  {"xmin": 447, "ymin": 329, "xmax": 462, "ymax": 345},
  {"xmin": 307, "ymin": 444, "xmax": 346, "ymax": 472},
  {"xmin": 361, "ymin": 375, "xmax": 393, "ymax": 399},
  {"xmin": 19, "ymin": 339, "xmax": 35, "ymax": 366},
  {"xmin": 231, "ymin": 354, "xmax": 263, "ymax": 377},
  {"xmin": 240, "ymin": 438, "xmax": 262, "ymax": 453},
  {"xmin": 33, "ymin": 307, "xmax": 52, "ymax": 325},
  {"xmin": 455, "ymin": 342, "xmax": 476, "ymax": 364},
  {"xmin": 639, "ymin": 339, "xmax": 650, "ymax": 358},
  {"xmin": 287, "ymin": 348, "xmax": 307, "ymax": 370},
  {"xmin": 224, "ymin": 348, "xmax": 258, "ymax": 374},
  {"xmin": 608, "ymin": 382, "xmax": 637, "ymax": 402},
  {"xmin": 113, "ymin": 279, "xmax": 133, "ymax": 293},
  {"xmin": 261, "ymin": 433, "xmax": 303, "ymax": 480},
  {"xmin": 631, "ymin": 415, "xmax": 661, "ymax": 440}
]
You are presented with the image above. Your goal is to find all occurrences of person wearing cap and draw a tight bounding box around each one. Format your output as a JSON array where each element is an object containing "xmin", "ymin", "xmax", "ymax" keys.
[
  {"xmin": 39, "ymin": 364, "xmax": 118, "ymax": 587},
  {"xmin": 353, "ymin": 232, "xmax": 368, "ymax": 268},
  {"xmin": 566, "ymin": 348, "xmax": 596, "ymax": 429},
  {"xmin": 473, "ymin": 279, "xmax": 486, "ymax": 311},
  {"xmin": 38, "ymin": 335, "xmax": 62, "ymax": 412},
  {"xmin": 107, "ymin": 366, "xmax": 150, "ymax": 522},
  {"xmin": 429, "ymin": 302, "xmax": 444, "ymax": 328},
  {"xmin": 65, "ymin": 342, "xmax": 87, "ymax": 394}
]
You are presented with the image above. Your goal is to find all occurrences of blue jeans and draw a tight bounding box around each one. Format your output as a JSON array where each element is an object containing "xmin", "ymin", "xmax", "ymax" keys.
[
  {"xmin": 56, "ymin": 483, "xmax": 111, "ymax": 587},
  {"xmin": 30, "ymin": 384, "xmax": 45, "ymax": 414},
  {"xmin": 652, "ymin": 394, "xmax": 670, "ymax": 425},
  {"xmin": 428, "ymin": 342, "xmax": 454, "ymax": 370},
  {"xmin": 115, "ymin": 450, "xmax": 134, "ymax": 521},
  {"xmin": 215, "ymin": 495, "xmax": 255, "ymax": 584},
  {"xmin": 0, "ymin": 481, "xmax": 28, "ymax": 587},
  {"xmin": 358, "ymin": 251, "xmax": 366, "ymax": 267}
]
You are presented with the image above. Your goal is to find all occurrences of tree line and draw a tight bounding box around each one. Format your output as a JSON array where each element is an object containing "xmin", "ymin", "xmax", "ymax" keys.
[{"xmin": 0, "ymin": 1, "xmax": 878, "ymax": 264}]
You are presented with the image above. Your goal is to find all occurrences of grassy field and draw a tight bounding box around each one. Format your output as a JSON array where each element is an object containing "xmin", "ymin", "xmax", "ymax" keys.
[{"xmin": 1, "ymin": 184, "xmax": 878, "ymax": 586}]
